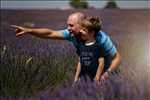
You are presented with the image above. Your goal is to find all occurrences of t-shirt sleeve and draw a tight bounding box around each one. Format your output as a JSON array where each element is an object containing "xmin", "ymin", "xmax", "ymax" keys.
[
  {"xmin": 99, "ymin": 46, "xmax": 105, "ymax": 58},
  {"xmin": 58, "ymin": 29, "xmax": 70, "ymax": 39},
  {"xmin": 98, "ymin": 31, "xmax": 117, "ymax": 57},
  {"xmin": 58, "ymin": 29, "xmax": 79, "ymax": 48},
  {"xmin": 104, "ymin": 36, "xmax": 117, "ymax": 57},
  {"xmin": 76, "ymin": 48, "xmax": 80, "ymax": 56}
]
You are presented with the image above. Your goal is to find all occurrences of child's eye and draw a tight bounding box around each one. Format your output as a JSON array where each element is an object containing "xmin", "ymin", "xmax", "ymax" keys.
[
  {"xmin": 83, "ymin": 29, "xmax": 86, "ymax": 31},
  {"xmin": 82, "ymin": 28, "xmax": 87, "ymax": 32}
]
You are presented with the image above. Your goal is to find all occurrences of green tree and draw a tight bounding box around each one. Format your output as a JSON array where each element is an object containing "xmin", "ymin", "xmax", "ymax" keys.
[
  {"xmin": 105, "ymin": 0, "xmax": 118, "ymax": 9},
  {"xmin": 69, "ymin": 0, "xmax": 89, "ymax": 9}
]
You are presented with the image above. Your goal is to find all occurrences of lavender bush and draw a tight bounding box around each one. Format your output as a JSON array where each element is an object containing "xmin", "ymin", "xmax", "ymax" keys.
[
  {"xmin": 1, "ymin": 9, "xmax": 150, "ymax": 100},
  {"xmin": 0, "ymin": 37, "xmax": 77, "ymax": 99}
]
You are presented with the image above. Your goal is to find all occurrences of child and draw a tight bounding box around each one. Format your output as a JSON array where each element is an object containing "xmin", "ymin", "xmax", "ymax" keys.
[{"xmin": 74, "ymin": 17, "xmax": 104, "ymax": 84}]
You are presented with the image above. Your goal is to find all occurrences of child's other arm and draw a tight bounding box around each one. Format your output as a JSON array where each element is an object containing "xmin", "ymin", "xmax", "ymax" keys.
[
  {"xmin": 74, "ymin": 58, "xmax": 81, "ymax": 82},
  {"xmin": 94, "ymin": 57, "xmax": 104, "ymax": 82}
]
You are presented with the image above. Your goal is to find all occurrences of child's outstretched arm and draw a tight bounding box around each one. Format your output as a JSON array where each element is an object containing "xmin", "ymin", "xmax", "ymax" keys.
[
  {"xmin": 74, "ymin": 58, "xmax": 81, "ymax": 82},
  {"xmin": 94, "ymin": 57, "xmax": 104, "ymax": 84}
]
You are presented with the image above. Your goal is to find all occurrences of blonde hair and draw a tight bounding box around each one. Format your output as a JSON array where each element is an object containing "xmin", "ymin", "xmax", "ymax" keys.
[{"xmin": 79, "ymin": 16, "xmax": 102, "ymax": 36}]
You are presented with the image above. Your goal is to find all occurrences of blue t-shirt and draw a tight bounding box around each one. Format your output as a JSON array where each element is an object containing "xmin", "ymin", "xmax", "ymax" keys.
[
  {"xmin": 77, "ymin": 42, "xmax": 104, "ymax": 80},
  {"xmin": 59, "ymin": 29, "xmax": 117, "ymax": 71}
]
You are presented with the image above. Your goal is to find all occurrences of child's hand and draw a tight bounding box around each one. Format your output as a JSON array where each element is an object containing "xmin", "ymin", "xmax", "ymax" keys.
[
  {"xmin": 100, "ymin": 71, "xmax": 110, "ymax": 84},
  {"xmin": 72, "ymin": 78, "xmax": 80, "ymax": 88},
  {"xmin": 94, "ymin": 76, "xmax": 100, "ymax": 85}
]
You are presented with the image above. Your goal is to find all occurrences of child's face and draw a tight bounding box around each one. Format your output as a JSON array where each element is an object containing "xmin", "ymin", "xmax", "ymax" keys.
[{"xmin": 79, "ymin": 27, "xmax": 92, "ymax": 41}]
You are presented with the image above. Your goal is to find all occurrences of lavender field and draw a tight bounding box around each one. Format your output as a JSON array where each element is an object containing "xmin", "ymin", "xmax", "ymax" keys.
[{"xmin": 0, "ymin": 9, "xmax": 150, "ymax": 100}]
